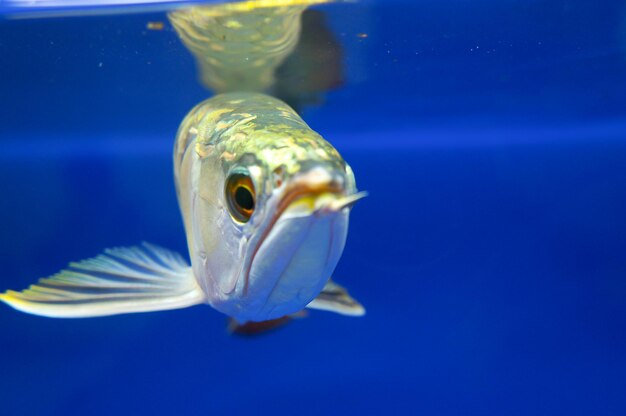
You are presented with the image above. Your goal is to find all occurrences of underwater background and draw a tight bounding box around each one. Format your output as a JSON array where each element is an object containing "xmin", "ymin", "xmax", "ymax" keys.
[{"xmin": 1, "ymin": 0, "xmax": 626, "ymax": 414}]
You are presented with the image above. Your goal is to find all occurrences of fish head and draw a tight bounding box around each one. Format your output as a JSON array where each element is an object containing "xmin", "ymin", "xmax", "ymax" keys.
[{"xmin": 190, "ymin": 120, "xmax": 364, "ymax": 322}]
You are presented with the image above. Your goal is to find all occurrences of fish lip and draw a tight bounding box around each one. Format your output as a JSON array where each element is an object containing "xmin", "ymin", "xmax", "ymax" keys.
[{"xmin": 242, "ymin": 180, "xmax": 346, "ymax": 297}]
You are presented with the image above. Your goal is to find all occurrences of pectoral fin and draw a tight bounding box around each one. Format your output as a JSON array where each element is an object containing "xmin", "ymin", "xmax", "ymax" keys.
[
  {"xmin": 307, "ymin": 279, "xmax": 365, "ymax": 316},
  {"xmin": 0, "ymin": 243, "xmax": 205, "ymax": 318}
]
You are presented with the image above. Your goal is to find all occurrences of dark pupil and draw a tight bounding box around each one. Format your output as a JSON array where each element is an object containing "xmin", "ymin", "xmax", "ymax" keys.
[{"xmin": 235, "ymin": 186, "xmax": 254, "ymax": 211}]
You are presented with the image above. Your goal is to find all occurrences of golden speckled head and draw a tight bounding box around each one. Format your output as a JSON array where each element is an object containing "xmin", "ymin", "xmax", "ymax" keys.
[{"xmin": 173, "ymin": 92, "xmax": 363, "ymax": 322}]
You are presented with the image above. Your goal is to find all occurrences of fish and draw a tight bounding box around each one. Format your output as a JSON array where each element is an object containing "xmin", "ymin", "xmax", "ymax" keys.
[{"xmin": 0, "ymin": 92, "xmax": 365, "ymax": 324}]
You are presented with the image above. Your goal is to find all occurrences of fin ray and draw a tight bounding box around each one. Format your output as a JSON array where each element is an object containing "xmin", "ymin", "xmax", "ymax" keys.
[
  {"xmin": 306, "ymin": 279, "xmax": 365, "ymax": 316},
  {"xmin": 0, "ymin": 243, "xmax": 205, "ymax": 318}
]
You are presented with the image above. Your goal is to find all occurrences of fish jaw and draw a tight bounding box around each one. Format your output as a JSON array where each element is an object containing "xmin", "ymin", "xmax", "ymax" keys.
[
  {"xmin": 232, "ymin": 201, "xmax": 349, "ymax": 322},
  {"xmin": 215, "ymin": 165, "xmax": 362, "ymax": 322}
]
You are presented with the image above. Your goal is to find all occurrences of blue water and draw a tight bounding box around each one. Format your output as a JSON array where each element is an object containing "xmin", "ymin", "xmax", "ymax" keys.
[{"xmin": 2, "ymin": 1, "xmax": 626, "ymax": 415}]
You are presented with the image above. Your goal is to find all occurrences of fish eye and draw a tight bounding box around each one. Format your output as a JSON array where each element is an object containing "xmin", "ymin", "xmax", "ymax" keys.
[{"xmin": 225, "ymin": 173, "xmax": 256, "ymax": 223}]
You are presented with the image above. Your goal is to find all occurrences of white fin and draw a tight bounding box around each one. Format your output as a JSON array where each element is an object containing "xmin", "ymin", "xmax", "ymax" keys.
[
  {"xmin": 0, "ymin": 242, "xmax": 205, "ymax": 318},
  {"xmin": 306, "ymin": 279, "xmax": 365, "ymax": 317}
]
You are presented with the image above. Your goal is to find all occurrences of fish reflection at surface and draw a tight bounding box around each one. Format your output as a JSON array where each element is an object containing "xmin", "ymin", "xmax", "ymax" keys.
[{"xmin": 168, "ymin": 0, "xmax": 344, "ymax": 111}]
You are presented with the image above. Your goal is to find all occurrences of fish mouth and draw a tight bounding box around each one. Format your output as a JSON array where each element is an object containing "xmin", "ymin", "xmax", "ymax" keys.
[
  {"xmin": 274, "ymin": 182, "xmax": 367, "ymax": 219},
  {"xmin": 242, "ymin": 171, "xmax": 366, "ymax": 296}
]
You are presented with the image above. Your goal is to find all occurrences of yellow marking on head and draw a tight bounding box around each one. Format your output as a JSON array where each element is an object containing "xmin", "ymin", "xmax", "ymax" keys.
[
  {"xmin": 195, "ymin": 142, "xmax": 214, "ymax": 158},
  {"xmin": 315, "ymin": 148, "xmax": 328, "ymax": 158},
  {"xmin": 216, "ymin": 121, "xmax": 231, "ymax": 131},
  {"xmin": 231, "ymin": 133, "xmax": 247, "ymax": 142},
  {"xmin": 206, "ymin": 108, "xmax": 233, "ymax": 123},
  {"xmin": 222, "ymin": 151, "xmax": 236, "ymax": 162}
]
